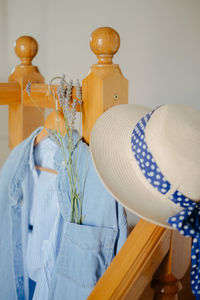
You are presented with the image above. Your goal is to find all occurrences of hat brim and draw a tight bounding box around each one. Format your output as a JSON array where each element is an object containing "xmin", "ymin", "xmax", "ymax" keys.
[{"xmin": 90, "ymin": 104, "xmax": 181, "ymax": 229}]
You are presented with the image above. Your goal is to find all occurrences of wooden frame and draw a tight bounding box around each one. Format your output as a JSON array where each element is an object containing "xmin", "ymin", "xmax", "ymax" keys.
[{"xmin": 0, "ymin": 26, "xmax": 194, "ymax": 300}]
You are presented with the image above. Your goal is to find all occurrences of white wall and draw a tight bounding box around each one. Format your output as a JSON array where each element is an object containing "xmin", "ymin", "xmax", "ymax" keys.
[{"xmin": 0, "ymin": 0, "xmax": 200, "ymax": 226}]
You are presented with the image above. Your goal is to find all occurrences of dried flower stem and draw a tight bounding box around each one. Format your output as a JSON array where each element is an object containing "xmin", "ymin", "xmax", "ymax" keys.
[{"xmin": 26, "ymin": 75, "xmax": 85, "ymax": 224}]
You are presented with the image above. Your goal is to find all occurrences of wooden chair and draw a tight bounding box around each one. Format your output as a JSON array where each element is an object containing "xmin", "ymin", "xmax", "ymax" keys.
[{"xmin": 0, "ymin": 26, "xmax": 194, "ymax": 300}]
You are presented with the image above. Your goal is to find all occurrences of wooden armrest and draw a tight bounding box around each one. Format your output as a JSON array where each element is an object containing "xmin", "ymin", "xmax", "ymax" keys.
[{"xmin": 88, "ymin": 219, "xmax": 170, "ymax": 300}]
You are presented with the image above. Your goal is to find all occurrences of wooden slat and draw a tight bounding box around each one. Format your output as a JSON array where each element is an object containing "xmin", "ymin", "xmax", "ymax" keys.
[
  {"xmin": 88, "ymin": 220, "xmax": 171, "ymax": 300},
  {"xmin": 0, "ymin": 82, "xmax": 20, "ymax": 105},
  {"xmin": 0, "ymin": 82, "xmax": 80, "ymax": 109},
  {"xmin": 22, "ymin": 83, "xmax": 55, "ymax": 108},
  {"xmin": 22, "ymin": 83, "xmax": 81, "ymax": 111}
]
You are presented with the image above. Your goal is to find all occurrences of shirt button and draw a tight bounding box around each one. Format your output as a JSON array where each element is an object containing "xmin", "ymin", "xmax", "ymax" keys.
[{"xmin": 28, "ymin": 224, "xmax": 33, "ymax": 232}]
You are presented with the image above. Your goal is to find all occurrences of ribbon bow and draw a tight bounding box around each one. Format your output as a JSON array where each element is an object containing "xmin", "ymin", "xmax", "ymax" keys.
[{"xmin": 168, "ymin": 192, "xmax": 200, "ymax": 299}]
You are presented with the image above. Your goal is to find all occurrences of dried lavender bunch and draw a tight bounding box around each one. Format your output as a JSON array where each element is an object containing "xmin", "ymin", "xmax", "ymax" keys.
[
  {"xmin": 26, "ymin": 76, "xmax": 86, "ymax": 225},
  {"xmin": 56, "ymin": 77, "xmax": 82, "ymax": 133},
  {"xmin": 49, "ymin": 75, "xmax": 85, "ymax": 224}
]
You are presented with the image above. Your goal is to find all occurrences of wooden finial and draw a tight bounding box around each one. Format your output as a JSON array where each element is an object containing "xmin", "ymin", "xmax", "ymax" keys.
[
  {"xmin": 14, "ymin": 36, "xmax": 38, "ymax": 66},
  {"xmin": 90, "ymin": 27, "xmax": 120, "ymax": 64},
  {"xmin": 9, "ymin": 35, "xmax": 43, "ymax": 83}
]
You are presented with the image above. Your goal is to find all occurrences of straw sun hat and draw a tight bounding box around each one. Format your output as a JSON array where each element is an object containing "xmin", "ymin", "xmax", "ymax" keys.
[
  {"xmin": 90, "ymin": 104, "xmax": 200, "ymax": 229},
  {"xmin": 90, "ymin": 103, "xmax": 200, "ymax": 297}
]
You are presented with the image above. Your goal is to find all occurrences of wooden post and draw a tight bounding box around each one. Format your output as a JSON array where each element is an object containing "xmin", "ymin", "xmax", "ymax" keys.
[
  {"xmin": 152, "ymin": 231, "xmax": 193, "ymax": 300},
  {"xmin": 8, "ymin": 36, "xmax": 45, "ymax": 149},
  {"xmin": 83, "ymin": 28, "xmax": 194, "ymax": 300},
  {"xmin": 82, "ymin": 27, "xmax": 128, "ymax": 144}
]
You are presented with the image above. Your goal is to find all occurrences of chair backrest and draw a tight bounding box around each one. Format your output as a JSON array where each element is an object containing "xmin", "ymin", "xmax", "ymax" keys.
[{"xmin": 0, "ymin": 26, "xmax": 193, "ymax": 300}]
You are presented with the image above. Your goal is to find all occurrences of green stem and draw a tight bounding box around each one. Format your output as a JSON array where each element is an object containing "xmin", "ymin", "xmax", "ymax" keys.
[{"xmin": 29, "ymin": 95, "xmax": 46, "ymax": 118}]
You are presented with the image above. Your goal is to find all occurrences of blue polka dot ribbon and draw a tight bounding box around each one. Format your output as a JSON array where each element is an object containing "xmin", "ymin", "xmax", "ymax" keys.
[{"xmin": 131, "ymin": 108, "xmax": 200, "ymax": 299}]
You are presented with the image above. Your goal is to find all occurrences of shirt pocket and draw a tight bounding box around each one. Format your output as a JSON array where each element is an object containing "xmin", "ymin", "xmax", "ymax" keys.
[{"xmin": 57, "ymin": 222, "xmax": 117, "ymax": 288}]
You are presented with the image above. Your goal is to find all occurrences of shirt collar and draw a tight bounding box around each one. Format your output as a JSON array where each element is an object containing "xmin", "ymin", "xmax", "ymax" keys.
[{"xmin": 29, "ymin": 137, "xmax": 59, "ymax": 183}]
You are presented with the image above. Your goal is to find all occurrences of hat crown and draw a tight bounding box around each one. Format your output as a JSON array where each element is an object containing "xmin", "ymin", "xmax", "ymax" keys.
[{"xmin": 145, "ymin": 104, "xmax": 200, "ymax": 201}]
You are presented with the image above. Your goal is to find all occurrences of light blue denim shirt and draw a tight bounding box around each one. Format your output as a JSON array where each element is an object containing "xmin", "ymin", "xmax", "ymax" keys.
[{"xmin": 0, "ymin": 128, "xmax": 127, "ymax": 300}]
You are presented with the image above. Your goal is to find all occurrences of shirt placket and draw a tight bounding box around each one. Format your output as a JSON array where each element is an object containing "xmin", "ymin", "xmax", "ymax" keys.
[{"xmin": 10, "ymin": 201, "xmax": 26, "ymax": 300}]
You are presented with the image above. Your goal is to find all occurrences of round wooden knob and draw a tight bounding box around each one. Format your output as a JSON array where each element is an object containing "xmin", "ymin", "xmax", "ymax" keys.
[
  {"xmin": 14, "ymin": 36, "xmax": 38, "ymax": 65},
  {"xmin": 90, "ymin": 27, "xmax": 120, "ymax": 64}
]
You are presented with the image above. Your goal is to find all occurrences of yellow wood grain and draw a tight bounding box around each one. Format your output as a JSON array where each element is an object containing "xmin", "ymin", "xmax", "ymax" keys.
[
  {"xmin": 82, "ymin": 65, "xmax": 128, "ymax": 144},
  {"xmin": 88, "ymin": 220, "xmax": 170, "ymax": 300},
  {"xmin": 22, "ymin": 84, "xmax": 81, "ymax": 110},
  {"xmin": 0, "ymin": 82, "xmax": 20, "ymax": 105}
]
